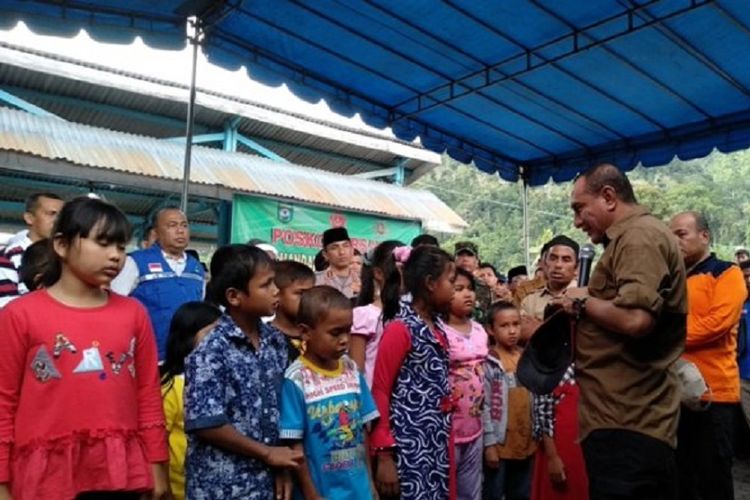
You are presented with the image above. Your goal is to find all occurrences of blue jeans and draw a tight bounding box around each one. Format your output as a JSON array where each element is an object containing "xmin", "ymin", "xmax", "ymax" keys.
[{"xmin": 482, "ymin": 456, "xmax": 532, "ymax": 500}]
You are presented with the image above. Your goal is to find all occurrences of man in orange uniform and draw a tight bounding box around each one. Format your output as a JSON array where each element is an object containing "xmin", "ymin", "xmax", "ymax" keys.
[{"xmin": 670, "ymin": 211, "xmax": 747, "ymax": 500}]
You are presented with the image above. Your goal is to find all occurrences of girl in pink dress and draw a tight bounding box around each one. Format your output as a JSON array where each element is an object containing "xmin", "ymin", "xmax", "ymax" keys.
[
  {"xmin": 0, "ymin": 197, "xmax": 168, "ymax": 500},
  {"xmin": 444, "ymin": 267, "xmax": 488, "ymax": 500},
  {"xmin": 350, "ymin": 240, "xmax": 404, "ymax": 386}
]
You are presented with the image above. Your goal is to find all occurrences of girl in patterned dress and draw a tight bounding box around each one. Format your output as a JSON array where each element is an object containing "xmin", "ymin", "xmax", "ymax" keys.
[{"xmin": 370, "ymin": 245, "xmax": 457, "ymax": 500}]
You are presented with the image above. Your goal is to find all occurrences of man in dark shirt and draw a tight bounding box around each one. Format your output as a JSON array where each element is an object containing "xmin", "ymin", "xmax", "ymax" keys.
[{"xmin": 551, "ymin": 164, "xmax": 687, "ymax": 500}]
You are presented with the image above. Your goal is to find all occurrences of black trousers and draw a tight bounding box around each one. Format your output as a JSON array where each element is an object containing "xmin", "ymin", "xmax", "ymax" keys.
[
  {"xmin": 677, "ymin": 403, "xmax": 740, "ymax": 500},
  {"xmin": 582, "ymin": 429, "xmax": 678, "ymax": 500}
]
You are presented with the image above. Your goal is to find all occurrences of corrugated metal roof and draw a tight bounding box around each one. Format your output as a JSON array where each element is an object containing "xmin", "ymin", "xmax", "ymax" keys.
[
  {"xmin": 0, "ymin": 108, "xmax": 467, "ymax": 233},
  {"xmin": 0, "ymin": 42, "xmax": 441, "ymax": 181}
]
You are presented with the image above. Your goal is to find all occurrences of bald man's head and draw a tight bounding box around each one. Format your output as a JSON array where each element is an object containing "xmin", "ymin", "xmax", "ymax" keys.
[{"xmin": 155, "ymin": 208, "xmax": 189, "ymax": 257}]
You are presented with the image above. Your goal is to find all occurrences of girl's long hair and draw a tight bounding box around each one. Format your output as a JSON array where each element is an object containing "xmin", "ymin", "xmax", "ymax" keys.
[
  {"xmin": 357, "ymin": 240, "xmax": 404, "ymax": 311},
  {"xmin": 382, "ymin": 245, "xmax": 453, "ymax": 322},
  {"xmin": 160, "ymin": 301, "xmax": 222, "ymax": 392}
]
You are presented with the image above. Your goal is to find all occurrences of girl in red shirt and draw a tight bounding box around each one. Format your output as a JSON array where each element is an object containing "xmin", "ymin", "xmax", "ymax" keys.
[{"xmin": 0, "ymin": 197, "xmax": 169, "ymax": 500}]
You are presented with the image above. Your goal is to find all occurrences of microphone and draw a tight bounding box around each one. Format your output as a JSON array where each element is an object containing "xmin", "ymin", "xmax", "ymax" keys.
[{"xmin": 578, "ymin": 243, "xmax": 596, "ymax": 287}]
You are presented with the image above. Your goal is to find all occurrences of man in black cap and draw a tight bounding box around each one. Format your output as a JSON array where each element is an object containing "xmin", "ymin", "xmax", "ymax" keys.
[
  {"xmin": 315, "ymin": 227, "xmax": 360, "ymax": 299},
  {"xmin": 455, "ymin": 241, "xmax": 492, "ymax": 320},
  {"xmin": 507, "ymin": 265, "xmax": 529, "ymax": 295},
  {"xmin": 520, "ymin": 235, "xmax": 579, "ymax": 340}
]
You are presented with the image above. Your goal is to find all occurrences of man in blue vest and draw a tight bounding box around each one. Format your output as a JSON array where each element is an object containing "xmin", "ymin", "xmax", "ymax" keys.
[{"xmin": 111, "ymin": 208, "xmax": 205, "ymax": 360}]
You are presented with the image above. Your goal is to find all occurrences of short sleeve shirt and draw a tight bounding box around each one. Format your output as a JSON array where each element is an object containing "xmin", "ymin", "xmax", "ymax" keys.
[
  {"xmin": 444, "ymin": 321, "xmax": 488, "ymax": 443},
  {"xmin": 521, "ymin": 288, "xmax": 556, "ymax": 321},
  {"xmin": 184, "ymin": 315, "xmax": 288, "ymax": 500},
  {"xmin": 315, "ymin": 269, "xmax": 360, "ymax": 299},
  {"xmin": 279, "ymin": 356, "xmax": 378, "ymax": 500},
  {"xmin": 575, "ymin": 206, "xmax": 687, "ymax": 448},
  {"xmin": 351, "ymin": 304, "xmax": 384, "ymax": 387}
]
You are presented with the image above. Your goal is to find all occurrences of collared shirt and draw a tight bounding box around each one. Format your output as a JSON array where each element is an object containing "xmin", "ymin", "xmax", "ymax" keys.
[
  {"xmin": 111, "ymin": 252, "xmax": 188, "ymax": 296},
  {"xmin": 513, "ymin": 275, "xmax": 546, "ymax": 307},
  {"xmin": 184, "ymin": 315, "xmax": 288, "ymax": 500},
  {"xmin": 315, "ymin": 268, "xmax": 360, "ymax": 299},
  {"xmin": 576, "ymin": 205, "xmax": 687, "ymax": 448},
  {"xmin": 521, "ymin": 287, "xmax": 563, "ymax": 321}
]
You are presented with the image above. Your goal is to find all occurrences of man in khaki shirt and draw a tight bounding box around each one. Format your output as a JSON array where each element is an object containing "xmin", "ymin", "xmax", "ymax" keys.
[
  {"xmin": 520, "ymin": 235, "xmax": 579, "ymax": 342},
  {"xmin": 550, "ymin": 164, "xmax": 687, "ymax": 500}
]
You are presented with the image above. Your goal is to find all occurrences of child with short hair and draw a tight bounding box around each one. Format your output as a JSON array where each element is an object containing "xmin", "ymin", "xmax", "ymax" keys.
[
  {"xmin": 271, "ymin": 260, "xmax": 316, "ymax": 363},
  {"xmin": 280, "ymin": 286, "xmax": 379, "ymax": 499},
  {"xmin": 482, "ymin": 301, "xmax": 536, "ymax": 500},
  {"xmin": 184, "ymin": 244, "xmax": 303, "ymax": 499},
  {"xmin": 445, "ymin": 267, "xmax": 488, "ymax": 500},
  {"xmin": 161, "ymin": 301, "xmax": 222, "ymax": 500},
  {"xmin": 0, "ymin": 197, "xmax": 169, "ymax": 500},
  {"xmin": 350, "ymin": 240, "xmax": 404, "ymax": 386},
  {"xmin": 370, "ymin": 245, "xmax": 457, "ymax": 500}
]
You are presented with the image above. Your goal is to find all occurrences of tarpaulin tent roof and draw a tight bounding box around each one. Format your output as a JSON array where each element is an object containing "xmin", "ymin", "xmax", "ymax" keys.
[{"xmin": 3, "ymin": 0, "xmax": 750, "ymax": 186}]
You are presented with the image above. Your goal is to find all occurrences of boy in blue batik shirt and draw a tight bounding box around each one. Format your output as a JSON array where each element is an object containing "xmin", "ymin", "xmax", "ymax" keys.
[
  {"xmin": 280, "ymin": 286, "xmax": 379, "ymax": 500},
  {"xmin": 184, "ymin": 245, "xmax": 304, "ymax": 499}
]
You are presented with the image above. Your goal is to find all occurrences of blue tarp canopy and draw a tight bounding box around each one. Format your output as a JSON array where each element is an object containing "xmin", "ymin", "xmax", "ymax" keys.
[{"xmin": 3, "ymin": 0, "xmax": 750, "ymax": 185}]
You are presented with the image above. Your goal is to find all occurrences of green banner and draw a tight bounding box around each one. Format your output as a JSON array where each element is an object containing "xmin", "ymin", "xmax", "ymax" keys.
[{"xmin": 231, "ymin": 195, "xmax": 421, "ymax": 266}]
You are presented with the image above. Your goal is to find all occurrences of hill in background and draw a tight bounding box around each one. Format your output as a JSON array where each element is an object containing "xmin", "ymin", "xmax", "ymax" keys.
[{"xmin": 414, "ymin": 149, "xmax": 750, "ymax": 274}]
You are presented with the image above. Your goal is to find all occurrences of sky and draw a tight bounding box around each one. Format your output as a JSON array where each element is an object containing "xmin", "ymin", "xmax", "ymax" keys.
[{"xmin": 0, "ymin": 21, "xmax": 395, "ymax": 136}]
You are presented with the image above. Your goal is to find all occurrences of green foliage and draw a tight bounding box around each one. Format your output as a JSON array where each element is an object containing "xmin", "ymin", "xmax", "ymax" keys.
[{"xmin": 413, "ymin": 149, "xmax": 750, "ymax": 271}]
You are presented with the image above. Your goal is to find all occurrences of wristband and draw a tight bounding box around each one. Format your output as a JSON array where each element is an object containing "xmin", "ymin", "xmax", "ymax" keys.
[{"xmin": 573, "ymin": 297, "xmax": 587, "ymax": 320}]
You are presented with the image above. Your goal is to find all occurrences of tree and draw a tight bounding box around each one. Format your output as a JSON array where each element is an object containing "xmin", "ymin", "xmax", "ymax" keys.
[{"xmin": 414, "ymin": 148, "xmax": 750, "ymax": 267}]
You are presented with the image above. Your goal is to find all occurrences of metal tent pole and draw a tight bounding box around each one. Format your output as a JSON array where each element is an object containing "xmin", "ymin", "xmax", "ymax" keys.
[
  {"xmin": 521, "ymin": 168, "xmax": 530, "ymax": 271},
  {"xmin": 180, "ymin": 18, "xmax": 201, "ymax": 214}
]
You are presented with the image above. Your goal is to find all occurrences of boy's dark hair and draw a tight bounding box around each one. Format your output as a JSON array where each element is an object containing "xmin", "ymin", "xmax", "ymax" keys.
[
  {"xmin": 208, "ymin": 244, "xmax": 273, "ymax": 308},
  {"xmin": 19, "ymin": 239, "xmax": 55, "ymax": 291},
  {"xmin": 411, "ymin": 233, "xmax": 439, "ymax": 247},
  {"xmin": 479, "ymin": 262, "xmax": 499, "ymax": 277},
  {"xmin": 25, "ymin": 192, "xmax": 62, "ymax": 213},
  {"xmin": 455, "ymin": 267, "xmax": 476, "ymax": 290},
  {"xmin": 275, "ymin": 260, "xmax": 315, "ymax": 289},
  {"xmin": 383, "ymin": 245, "xmax": 453, "ymax": 322},
  {"xmin": 44, "ymin": 197, "xmax": 132, "ymax": 285},
  {"xmin": 298, "ymin": 285, "xmax": 352, "ymax": 328},
  {"xmin": 161, "ymin": 301, "xmax": 222, "ymax": 391},
  {"xmin": 357, "ymin": 240, "xmax": 404, "ymax": 311},
  {"xmin": 486, "ymin": 300, "xmax": 518, "ymax": 327},
  {"xmin": 577, "ymin": 164, "xmax": 637, "ymax": 204}
]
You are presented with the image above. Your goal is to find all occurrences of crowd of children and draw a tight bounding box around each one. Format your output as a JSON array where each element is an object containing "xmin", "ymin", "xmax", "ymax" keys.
[{"xmin": 0, "ymin": 196, "xmax": 588, "ymax": 500}]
